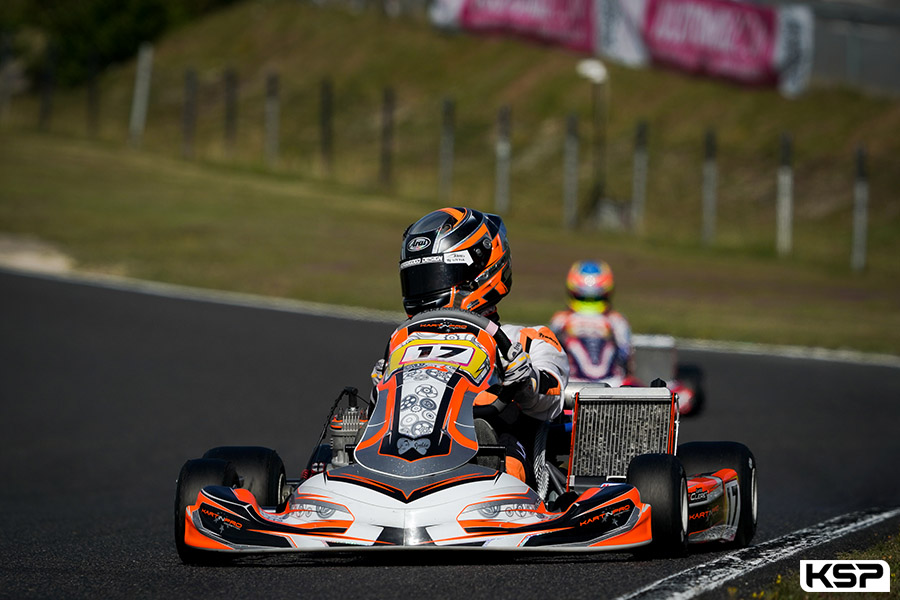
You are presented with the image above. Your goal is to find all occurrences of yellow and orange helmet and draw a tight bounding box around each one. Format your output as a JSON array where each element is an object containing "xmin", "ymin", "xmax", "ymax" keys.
[
  {"xmin": 566, "ymin": 260, "xmax": 614, "ymax": 313},
  {"xmin": 400, "ymin": 207, "xmax": 512, "ymax": 316}
]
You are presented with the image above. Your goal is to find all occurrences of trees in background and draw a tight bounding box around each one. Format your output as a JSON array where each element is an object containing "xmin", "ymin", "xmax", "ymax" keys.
[{"xmin": 1, "ymin": 0, "xmax": 241, "ymax": 87}]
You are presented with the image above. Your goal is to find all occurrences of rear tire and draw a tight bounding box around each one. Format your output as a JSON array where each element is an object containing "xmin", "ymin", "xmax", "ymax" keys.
[
  {"xmin": 627, "ymin": 453, "xmax": 688, "ymax": 557},
  {"xmin": 202, "ymin": 446, "xmax": 287, "ymax": 507},
  {"xmin": 174, "ymin": 458, "xmax": 239, "ymax": 565},
  {"xmin": 678, "ymin": 441, "xmax": 757, "ymax": 547}
]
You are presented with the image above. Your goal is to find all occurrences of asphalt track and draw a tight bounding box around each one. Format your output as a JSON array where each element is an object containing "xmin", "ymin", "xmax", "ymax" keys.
[{"xmin": 1, "ymin": 268, "xmax": 898, "ymax": 599}]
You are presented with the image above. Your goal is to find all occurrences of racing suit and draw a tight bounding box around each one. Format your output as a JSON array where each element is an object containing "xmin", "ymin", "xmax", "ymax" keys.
[
  {"xmin": 549, "ymin": 307, "xmax": 633, "ymax": 385},
  {"xmin": 491, "ymin": 322, "xmax": 569, "ymax": 485},
  {"xmin": 370, "ymin": 320, "xmax": 569, "ymax": 486}
]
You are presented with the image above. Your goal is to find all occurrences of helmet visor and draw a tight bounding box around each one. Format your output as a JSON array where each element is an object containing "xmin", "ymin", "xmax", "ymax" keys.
[{"xmin": 400, "ymin": 260, "xmax": 474, "ymax": 300}]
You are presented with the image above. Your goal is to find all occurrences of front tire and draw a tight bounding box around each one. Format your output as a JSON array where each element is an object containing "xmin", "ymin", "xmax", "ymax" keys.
[
  {"xmin": 174, "ymin": 458, "xmax": 239, "ymax": 565},
  {"xmin": 678, "ymin": 441, "xmax": 757, "ymax": 547},
  {"xmin": 202, "ymin": 446, "xmax": 287, "ymax": 507},
  {"xmin": 627, "ymin": 453, "xmax": 689, "ymax": 557}
]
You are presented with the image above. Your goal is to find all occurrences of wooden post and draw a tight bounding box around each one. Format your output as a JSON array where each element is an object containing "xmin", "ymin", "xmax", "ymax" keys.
[
  {"xmin": 438, "ymin": 97, "xmax": 455, "ymax": 202},
  {"xmin": 588, "ymin": 81, "xmax": 607, "ymax": 223},
  {"xmin": 631, "ymin": 120, "xmax": 649, "ymax": 233},
  {"xmin": 39, "ymin": 43, "xmax": 57, "ymax": 130},
  {"xmin": 702, "ymin": 128, "xmax": 718, "ymax": 245},
  {"xmin": 223, "ymin": 68, "xmax": 238, "ymax": 158},
  {"xmin": 851, "ymin": 146, "xmax": 869, "ymax": 273},
  {"xmin": 776, "ymin": 133, "xmax": 794, "ymax": 257},
  {"xmin": 494, "ymin": 106, "xmax": 512, "ymax": 215},
  {"xmin": 128, "ymin": 42, "xmax": 153, "ymax": 148},
  {"xmin": 86, "ymin": 54, "xmax": 99, "ymax": 137},
  {"xmin": 380, "ymin": 86, "xmax": 395, "ymax": 186},
  {"xmin": 182, "ymin": 68, "xmax": 198, "ymax": 159},
  {"xmin": 0, "ymin": 34, "xmax": 10, "ymax": 122},
  {"xmin": 494, "ymin": 105, "xmax": 512, "ymax": 215},
  {"xmin": 563, "ymin": 113, "xmax": 579, "ymax": 229},
  {"xmin": 320, "ymin": 78, "xmax": 333, "ymax": 174},
  {"xmin": 264, "ymin": 72, "xmax": 280, "ymax": 166}
]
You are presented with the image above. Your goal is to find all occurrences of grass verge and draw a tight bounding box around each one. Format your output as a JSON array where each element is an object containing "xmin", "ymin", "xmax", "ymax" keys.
[
  {"xmin": 1, "ymin": 130, "xmax": 898, "ymax": 354},
  {"xmin": 740, "ymin": 525, "xmax": 899, "ymax": 599}
]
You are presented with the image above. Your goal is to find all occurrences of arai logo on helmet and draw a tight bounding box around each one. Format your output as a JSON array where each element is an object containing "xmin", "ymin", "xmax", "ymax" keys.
[{"xmin": 407, "ymin": 237, "xmax": 431, "ymax": 252}]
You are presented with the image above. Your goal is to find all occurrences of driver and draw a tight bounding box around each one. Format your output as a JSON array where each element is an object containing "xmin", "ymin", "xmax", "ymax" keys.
[
  {"xmin": 549, "ymin": 260, "xmax": 635, "ymax": 385},
  {"xmin": 370, "ymin": 207, "xmax": 569, "ymax": 486}
]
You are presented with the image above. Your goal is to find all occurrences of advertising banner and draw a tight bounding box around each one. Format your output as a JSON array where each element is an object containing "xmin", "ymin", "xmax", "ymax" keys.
[
  {"xmin": 430, "ymin": 0, "xmax": 595, "ymax": 54},
  {"xmin": 644, "ymin": 0, "xmax": 779, "ymax": 85},
  {"xmin": 430, "ymin": 0, "xmax": 814, "ymax": 96},
  {"xmin": 640, "ymin": 0, "xmax": 813, "ymax": 95}
]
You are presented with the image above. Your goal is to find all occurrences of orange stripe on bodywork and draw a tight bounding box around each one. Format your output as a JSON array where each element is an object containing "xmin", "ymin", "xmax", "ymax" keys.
[
  {"xmin": 588, "ymin": 506, "xmax": 652, "ymax": 547},
  {"xmin": 193, "ymin": 494, "xmax": 243, "ymax": 518},
  {"xmin": 667, "ymin": 390, "xmax": 677, "ymax": 453},
  {"xmin": 710, "ymin": 468, "xmax": 737, "ymax": 483},
  {"xmin": 183, "ymin": 510, "xmax": 233, "ymax": 551},
  {"xmin": 232, "ymin": 488, "xmax": 258, "ymax": 506}
]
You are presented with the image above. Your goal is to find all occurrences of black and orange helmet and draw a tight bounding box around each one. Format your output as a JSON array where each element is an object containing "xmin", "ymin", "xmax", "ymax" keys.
[{"xmin": 400, "ymin": 207, "xmax": 512, "ymax": 316}]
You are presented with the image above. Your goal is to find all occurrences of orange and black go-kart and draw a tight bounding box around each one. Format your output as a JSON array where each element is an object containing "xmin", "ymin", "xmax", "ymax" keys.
[{"xmin": 174, "ymin": 308, "xmax": 757, "ymax": 564}]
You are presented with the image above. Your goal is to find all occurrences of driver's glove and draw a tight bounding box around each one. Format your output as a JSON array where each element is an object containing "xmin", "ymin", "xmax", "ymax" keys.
[
  {"xmin": 499, "ymin": 343, "xmax": 538, "ymax": 408},
  {"xmin": 370, "ymin": 358, "xmax": 386, "ymax": 385}
]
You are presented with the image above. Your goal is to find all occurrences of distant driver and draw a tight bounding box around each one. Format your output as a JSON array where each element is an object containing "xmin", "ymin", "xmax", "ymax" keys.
[{"xmin": 549, "ymin": 260, "xmax": 636, "ymax": 386}]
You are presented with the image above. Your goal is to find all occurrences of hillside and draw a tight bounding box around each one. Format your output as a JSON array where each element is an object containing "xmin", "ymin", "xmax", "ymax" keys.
[{"xmin": 1, "ymin": 0, "xmax": 899, "ymax": 353}]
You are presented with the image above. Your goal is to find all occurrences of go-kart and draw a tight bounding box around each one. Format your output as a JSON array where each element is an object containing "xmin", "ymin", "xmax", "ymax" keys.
[
  {"xmin": 632, "ymin": 334, "xmax": 706, "ymax": 416},
  {"xmin": 175, "ymin": 309, "xmax": 756, "ymax": 562}
]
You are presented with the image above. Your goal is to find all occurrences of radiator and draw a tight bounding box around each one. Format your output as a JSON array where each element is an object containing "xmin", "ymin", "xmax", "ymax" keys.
[{"xmin": 567, "ymin": 386, "xmax": 677, "ymax": 489}]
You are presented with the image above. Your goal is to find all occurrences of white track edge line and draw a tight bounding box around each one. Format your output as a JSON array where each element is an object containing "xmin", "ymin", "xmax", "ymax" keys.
[
  {"xmin": 0, "ymin": 265, "xmax": 406, "ymax": 324},
  {"xmin": 3, "ymin": 265, "xmax": 898, "ymax": 367},
  {"xmin": 613, "ymin": 507, "xmax": 900, "ymax": 600}
]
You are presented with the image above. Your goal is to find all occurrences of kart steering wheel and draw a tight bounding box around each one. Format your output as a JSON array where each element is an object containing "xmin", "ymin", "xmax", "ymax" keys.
[{"xmin": 404, "ymin": 308, "xmax": 513, "ymax": 360}]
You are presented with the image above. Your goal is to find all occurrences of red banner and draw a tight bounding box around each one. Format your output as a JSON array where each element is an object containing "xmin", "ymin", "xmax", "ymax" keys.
[
  {"xmin": 436, "ymin": 0, "xmax": 596, "ymax": 54},
  {"xmin": 430, "ymin": 0, "xmax": 814, "ymax": 96},
  {"xmin": 643, "ymin": 0, "xmax": 778, "ymax": 85}
]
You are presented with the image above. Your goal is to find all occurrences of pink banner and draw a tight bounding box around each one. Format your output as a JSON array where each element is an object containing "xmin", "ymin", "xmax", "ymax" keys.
[
  {"xmin": 643, "ymin": 0, "xmax": 778, "ymax": 86},
  {"xmin": 458, "ymin": 0, "xmax": 595, "ymax": 54}
]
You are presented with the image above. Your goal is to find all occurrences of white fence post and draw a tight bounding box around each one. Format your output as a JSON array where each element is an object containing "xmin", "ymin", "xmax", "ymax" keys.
[
  {"xmin": 563, "ymin": 113, "xmax": 579, "ymax": 229},
  {"xmin": 494, "ymin": 105, "xmax": 511, "ymax": 215},
  {"xmin": 702, "ymin": 129, "xmax": 718, "ymax": 245},
  {"xmin": 264, "ymin": 73, "xmax": 280, "ymax": 166},
  {"xmin": 776, "ymin": 133, "xmax": 794, "ymax": 257},
  {"xmin": 851, "ymin": 146, "xmax": 869, "ymax": 272},
  {"xmin": 631, "ymin": 120, "xmax": 648, "ymax": 234},
  {"xmin": 128, "ymin": 42, "xmax": 153, "ymax": 148}
]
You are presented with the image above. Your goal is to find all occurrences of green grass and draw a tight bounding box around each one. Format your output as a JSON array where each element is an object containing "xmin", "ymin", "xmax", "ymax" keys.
[
  {"xmin": 1, "ymin": 0, "xmax": 899, "ymax": 354},
  {"xmin": 1, "ymin": 130, "xmax": 898, "ymax": 354}
]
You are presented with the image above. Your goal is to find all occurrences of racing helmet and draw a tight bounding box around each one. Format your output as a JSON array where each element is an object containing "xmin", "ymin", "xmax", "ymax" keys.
[
  {"xmin": 400, "ymin": 207, "xmax": 512, "ymax": 316},
  {"xmin": 566, "ymin": 260, "xmax": 614, "ymax": 313}
]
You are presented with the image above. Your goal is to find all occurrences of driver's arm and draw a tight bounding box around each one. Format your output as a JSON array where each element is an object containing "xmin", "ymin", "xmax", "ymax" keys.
[{"xmin": 501, "ymin": 324, "xmax": 570, "ymax": 421}]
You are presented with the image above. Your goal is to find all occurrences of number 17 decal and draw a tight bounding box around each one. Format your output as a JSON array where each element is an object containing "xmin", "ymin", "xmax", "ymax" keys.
[{"xmin": 400, "ymin": 342, "xmax": 476, "ymax": 366}]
